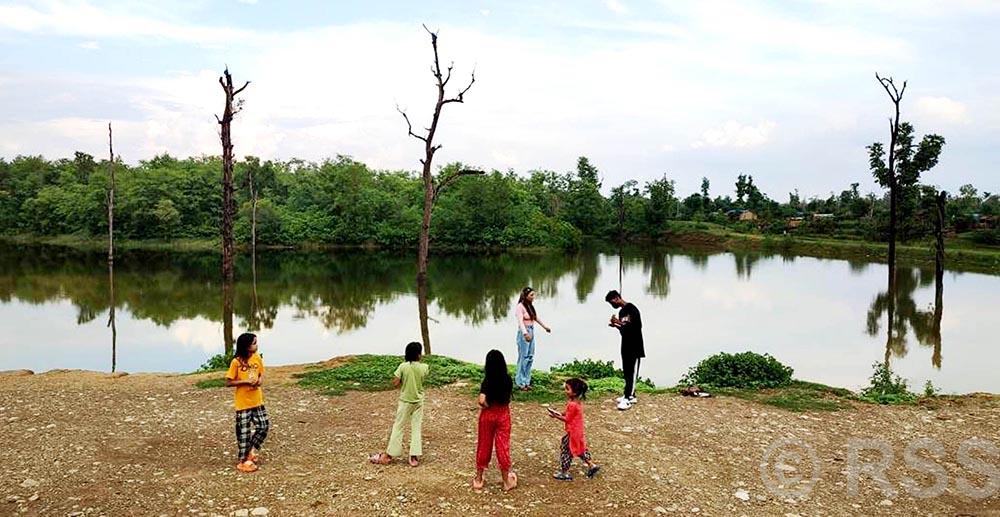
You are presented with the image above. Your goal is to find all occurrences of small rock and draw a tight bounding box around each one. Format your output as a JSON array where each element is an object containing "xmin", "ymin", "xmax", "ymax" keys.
[
  {"xmin": 233, "ymin": 510, "xmax": 249, "ymax": 517},
  {"xmin": 250, "ymin": 508, "xmax": 268, "ymax": 516},
  {"xmin": 734, "ymin": 489, "xmax": 750, "ymax": 501},
  {"xmin": 653, "ymin": 507, "xmax": 667, "ymax": 514},
  {"xmin": 28, "ymin": 494, "xmax": 39, "ymax": 502},
  {"xmin": 879, "ymin": 499, "xmax": 893, "ymax": 507},
  {"xmin": 20, "ymin": 479, "xmax": 39, "ymax": 489},
  {"xmin": 5, "ymin": 495, "xmax": 18, "ymax": 503}
]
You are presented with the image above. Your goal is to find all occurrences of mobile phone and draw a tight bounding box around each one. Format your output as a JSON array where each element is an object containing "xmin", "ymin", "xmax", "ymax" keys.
[{"xmin": 546, "ymin": 407, "xmax": 560, "ymax": 416}]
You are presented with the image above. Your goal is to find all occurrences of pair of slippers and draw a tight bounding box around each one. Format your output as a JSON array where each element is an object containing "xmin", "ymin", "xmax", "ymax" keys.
[{"xmin": 368, "ymin": 452, "xmax": 419, "ymax": 467}]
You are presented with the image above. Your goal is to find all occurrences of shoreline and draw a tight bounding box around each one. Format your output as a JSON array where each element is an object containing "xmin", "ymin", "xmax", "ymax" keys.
[{"xmin": 4, "ymin": 231, "xmax": 999, "ymax": 274}]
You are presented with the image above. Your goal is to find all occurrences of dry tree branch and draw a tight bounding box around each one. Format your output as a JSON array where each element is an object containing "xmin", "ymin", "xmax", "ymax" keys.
[
  {"xmin": 433, "ymin": 168, "xmax": 485, "ymax": 202},
  {"xmin": 396, "ymin": 105, "xmax": 429, "ymax": 143}
]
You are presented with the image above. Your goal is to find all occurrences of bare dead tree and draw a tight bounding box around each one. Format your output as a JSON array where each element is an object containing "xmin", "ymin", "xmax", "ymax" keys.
[
  {"xmin": 398, "ymin": 25, "xmax": 483, "ymax": 353},
  {"xmin": 107, "ymin": 122, "xmax": 117, "ymax": 372},
  {"xmin": 874, "ymin": 73, "xmax": 906, "ymax": 282},
  {"xmin": 216, "ymin": 68, "xmax": 250, "ymax": 284},
  {"xmin": 107, "ymin": 122, "xmax": 115, "ymax": 264}
]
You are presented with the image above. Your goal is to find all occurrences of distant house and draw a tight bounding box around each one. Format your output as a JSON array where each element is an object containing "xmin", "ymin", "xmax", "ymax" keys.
[
  {"xmin": 812, "ymin": 213, "xmax": 835, "ymax": 219},
  {"xmin": 725, "ymin": 208, "xmax": 759, "ymax": 222},
  {"xmin": 787, "ymin": 216, "xmax": 805, "ymax": 229},
  {"xmin": 738, "ymin": 211, "xmax": 758, "ymax": 222}
]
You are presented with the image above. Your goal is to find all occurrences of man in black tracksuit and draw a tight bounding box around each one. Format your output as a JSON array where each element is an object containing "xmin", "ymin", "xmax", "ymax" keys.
[{"xmin": 605, "ymin": 290, "xmax": 644, "ymax": 410}]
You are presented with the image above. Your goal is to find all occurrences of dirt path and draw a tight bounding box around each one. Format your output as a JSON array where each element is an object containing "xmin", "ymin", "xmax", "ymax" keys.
[{"xmin": 1, "ymin": 366, "xmax": 998, "ymax": 516}]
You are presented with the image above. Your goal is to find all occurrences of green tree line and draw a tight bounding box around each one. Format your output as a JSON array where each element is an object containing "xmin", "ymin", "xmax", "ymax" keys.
[{"xmin": 1, "ymin": 152, "xmax": 997, "ymax": 248}]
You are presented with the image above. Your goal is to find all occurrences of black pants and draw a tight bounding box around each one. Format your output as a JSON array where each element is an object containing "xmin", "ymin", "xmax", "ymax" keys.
[{"xmin": 622, "ymin": 355, "xmax": 641, "ymax": 398}]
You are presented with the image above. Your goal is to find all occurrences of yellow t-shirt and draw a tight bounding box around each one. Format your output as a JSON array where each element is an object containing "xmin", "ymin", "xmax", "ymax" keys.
[{"xmin": 225, "ymin": 353, "xmax": 265, "ymax": 411}]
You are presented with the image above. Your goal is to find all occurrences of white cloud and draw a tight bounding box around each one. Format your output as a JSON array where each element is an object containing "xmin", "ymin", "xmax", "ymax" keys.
[
  {"xmin": 691, "ymin": 121, "xmax": 776, "ymax": 149},
  {"xmin": 0, "ymin": 1, "xmax": 254, "ymax": 45},
  {"xmin": 916, "ymin": 96, "xmax": 970, "ymax": 124},
  {"xmin": 78, "ymin": 40, "xmax": 100, "ymax": 50},
  {"xmin": 605, "ymin": 0, "xmax": 629, "ymax": 15},
  {"xmin": 169, "ymin": 317, "xmax": 223, "ymax": 353},
  {"xmin": 480, "ymin": 9, "xmax": 491, "ymax": 17}
]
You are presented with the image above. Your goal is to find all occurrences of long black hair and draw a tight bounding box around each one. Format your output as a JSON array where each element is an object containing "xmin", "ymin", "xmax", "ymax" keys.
[
  {"xmin": 235, "ymin": 332, "xmax": 257, "ymax": 362},
  {"xmin": 481, "ymin": 349, "xmax": 513, "ymax": 406},
  {"xmin": 565, "ymin": 377, "xmax": 589, "ymax": 400},
  {"xmin": 517, "ymin": 286, "xmax": 537, "ymax": 320},
  {"xmin": 404, "ymin": 341, "xmax": 423, "ymax": 362}
]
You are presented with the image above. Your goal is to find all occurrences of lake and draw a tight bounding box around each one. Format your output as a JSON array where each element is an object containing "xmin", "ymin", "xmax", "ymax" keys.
[{"xmin": 0, "ymin": 243, "xmax": 996, "ymax": 394}]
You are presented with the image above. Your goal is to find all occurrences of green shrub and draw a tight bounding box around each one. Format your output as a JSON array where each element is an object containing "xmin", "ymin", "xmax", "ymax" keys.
[
  {"xmin": 860, "ymin": 362, "xmax": 916, "ymax": 404},
  {"xmin": 551, "ymin": 358, "xmax": 620, "ymax": 379},
  {"xmin": 923, "ymin": 380, "xmax": 940, "ymax": 398},
  {"xmin": 197, "ymin": 351, "xmax": 233, "ymax": 372},
  {"xmin": 681, "ymin": 351, "xmax": 793, "ymax": 389},
  {"xmin": 970, "ymin": 229, "xmax": 1000, "ymax": 246}
]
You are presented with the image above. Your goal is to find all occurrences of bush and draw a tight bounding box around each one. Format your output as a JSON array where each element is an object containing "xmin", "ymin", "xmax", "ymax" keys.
[
  {"xmin": 860, "ymin": 362, "xmax": 916, "ymax": 404},
  {"xmin": 681, "ymin": 351, "xmax": 793, "ymax": 389},
  {"xmin": 197, "ymin": 351, "xmax": 233, "ymax": 372},
  {"xmin": 551, "ymin": 358, "xmax": 621, "ymax": 379},
  {"xmin": 969, "ymin": 229, "xmax": 1000, "ymax": 246}
]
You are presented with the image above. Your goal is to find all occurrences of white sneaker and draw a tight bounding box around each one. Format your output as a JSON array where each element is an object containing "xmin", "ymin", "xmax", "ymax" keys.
[
  {"xmin": 616, "ymin": 399, "xmax": 632, "ymax": 411},
  {"xmin": 628, "ymin": 395, "xmax": 638, "ymax": 404},
  {"xmin": 616, "ymin": 395, "xmax": 638, "ymax": 404}
]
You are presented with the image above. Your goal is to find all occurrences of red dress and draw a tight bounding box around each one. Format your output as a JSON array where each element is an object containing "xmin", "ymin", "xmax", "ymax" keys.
[{"xmin": 564, "ymin": 400, "xmax": 587, "ymax": 456}]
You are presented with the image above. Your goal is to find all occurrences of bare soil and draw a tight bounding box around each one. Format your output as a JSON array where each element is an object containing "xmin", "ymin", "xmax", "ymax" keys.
[{"xmin": 1, "ymin": 365, "xmax": 999, "ymax": 516}]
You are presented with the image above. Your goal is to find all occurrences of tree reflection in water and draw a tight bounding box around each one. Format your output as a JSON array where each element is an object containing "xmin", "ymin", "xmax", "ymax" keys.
[{"xmin": 866, "ymin": 266, "xmax": 944, "ymax": 368}]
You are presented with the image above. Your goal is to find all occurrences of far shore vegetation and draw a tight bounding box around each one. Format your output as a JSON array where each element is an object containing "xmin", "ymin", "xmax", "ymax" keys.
[{"xmin": 1, "ymin": 154, "xmax": 997, "ymax": 271}]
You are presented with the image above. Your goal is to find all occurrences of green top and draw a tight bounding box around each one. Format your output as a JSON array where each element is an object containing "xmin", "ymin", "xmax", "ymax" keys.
[{"xmin": 394, "ymin": 361, "xmax": 429, "ymax": 403}]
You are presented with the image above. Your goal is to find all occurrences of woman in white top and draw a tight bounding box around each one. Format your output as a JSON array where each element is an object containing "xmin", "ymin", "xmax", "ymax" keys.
[{"xmin": 514, "ymin": 287, "xmax": 551, "ymax": 390}]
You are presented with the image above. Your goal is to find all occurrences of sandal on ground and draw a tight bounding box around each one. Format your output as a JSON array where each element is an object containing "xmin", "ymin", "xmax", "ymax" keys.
[
  {"xmin": 236, "ymin": 460, "xmax": 258, "ymax": 473},
  {"xmin": 553, "ymin": 471, "xmax": 572, "ymax": 481},
  {"xmin": 586, "ymin": 465, "xmax": 601, "ymax": 478},
  {"xmin": 472, "ymin": 476, "xmax": 485, "ymax": 490},
  {"xmin": 368, "ymin": 452, "xmax": 391, "ymax": 465},
  {"xmin": 504, "ymin": 472, "xmax": 518, "ymax": 491},
  {"xmin": 246, "ymin": 450, "xmax": 260, "ymax": 463},
  {"xmin": 409, "ymin": 455, "xmax": 420, "ymax": 467}
]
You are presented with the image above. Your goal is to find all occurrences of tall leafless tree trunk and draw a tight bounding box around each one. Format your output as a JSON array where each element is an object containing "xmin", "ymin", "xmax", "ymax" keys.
[
  {"xmin": 216, "ymin": 68, "xmax": 250, "ymax": 284},
  {"xmin": 106, "ymin": 123, "xmax": 117, "ymax": 372},
  {"xmin": 397, "ymin": 25, "xmax": 482, "ymax": 354},
  {"xmin": 107, "ymin": 123, "xmax": 115, "ymax": 264},
  {"xmin": 875, "ymin": 74, "xmax": 905, "ymax": 291}
]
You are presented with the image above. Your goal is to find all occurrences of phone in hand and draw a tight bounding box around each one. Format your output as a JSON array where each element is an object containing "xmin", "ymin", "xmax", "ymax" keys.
[{"xmin": 546, "ymin": 407, "xmax": 561, "ymax": 417}]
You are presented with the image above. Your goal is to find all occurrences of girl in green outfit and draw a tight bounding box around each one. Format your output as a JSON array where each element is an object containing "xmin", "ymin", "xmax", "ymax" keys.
[{"xmin": 370, "ymin": 341, "xmax": 429, "ymax": 467}]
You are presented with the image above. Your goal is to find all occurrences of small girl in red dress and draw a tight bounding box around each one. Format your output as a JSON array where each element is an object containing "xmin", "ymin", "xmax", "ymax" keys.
[{"xmin": 548, "ymin": 377, "xmax": 601, "ymax": 480}]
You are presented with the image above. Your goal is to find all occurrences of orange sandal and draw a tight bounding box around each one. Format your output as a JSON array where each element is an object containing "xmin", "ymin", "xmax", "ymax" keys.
[
  {"xmin": 236, "ymin": 460, "xmax": 258, "ymax": 473},
  {"xmin": 247, "ymin": 450, "xmax": 260, "ymax": 463}
]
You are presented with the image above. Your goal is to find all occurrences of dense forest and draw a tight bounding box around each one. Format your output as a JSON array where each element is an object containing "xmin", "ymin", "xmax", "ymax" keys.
[{"xmin": 0, "ymin": 152, "xmax": 997, "ymax": 249}]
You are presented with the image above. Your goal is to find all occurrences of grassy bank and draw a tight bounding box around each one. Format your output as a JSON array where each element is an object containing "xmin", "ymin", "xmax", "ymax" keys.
[
  {"xmin": 658, "ymin": 221, "xmax": 1000, "ymax": 275},
  {"xmin": 194, "ymin": 354, "xmax": 867, "ymax": 411}
]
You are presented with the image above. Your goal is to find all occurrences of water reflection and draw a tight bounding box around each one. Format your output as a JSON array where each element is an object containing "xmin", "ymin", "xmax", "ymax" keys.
[
  {"xmin": 2, "ymin": 242, "xmax": 994, "ymax": 393},
  {"xmin": 866, "ymin": 266, "xmax": 944, "ymax": 368}
]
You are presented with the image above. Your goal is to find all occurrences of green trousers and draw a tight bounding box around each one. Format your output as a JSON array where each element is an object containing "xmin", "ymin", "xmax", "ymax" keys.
[{"xmin": 386, "ymin": 400, "xmax": 423, "ymax": 457}]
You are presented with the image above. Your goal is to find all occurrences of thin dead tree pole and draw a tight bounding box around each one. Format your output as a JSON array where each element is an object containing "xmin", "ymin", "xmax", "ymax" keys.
[
  {"xmin": 397, "ymin": 24, "xmax": 482, "ymax": 353},
  {"xmin": 107, "ymin": 122, "xmax": 117, "ymax": 372},
  {"xmin": 216, "ymin": 67, "xmax": 250, "ymax": 284},
  {"xmin": 875, "ymin": 73, "xmax": 906, "ymax": 282}
]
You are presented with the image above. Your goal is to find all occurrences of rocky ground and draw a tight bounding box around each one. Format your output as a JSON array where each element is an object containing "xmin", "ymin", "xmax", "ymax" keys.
[{"xmin": 1, "ymin": 365, "xmax": 999, "ymax": 517}]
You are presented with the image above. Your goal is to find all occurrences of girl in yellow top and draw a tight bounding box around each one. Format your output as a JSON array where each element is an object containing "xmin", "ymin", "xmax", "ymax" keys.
[{"xmin": 225, "ymin": 333, "xmax": 270, "ymax": 473}]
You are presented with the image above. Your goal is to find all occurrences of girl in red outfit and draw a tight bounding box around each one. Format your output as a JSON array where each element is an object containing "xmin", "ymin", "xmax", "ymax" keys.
[
  {"xmin": 473, "ymin": 350, "xmax": 518, "ymax": 491},
  {"xmin": 548, "ymin": 378, "xmax": 601, "ymax": 480}
]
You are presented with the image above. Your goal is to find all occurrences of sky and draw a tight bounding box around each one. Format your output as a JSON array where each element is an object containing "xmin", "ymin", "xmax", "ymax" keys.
[{"xmin": 0, "ymin": 0, "xmax": 998, "ymax": 198}]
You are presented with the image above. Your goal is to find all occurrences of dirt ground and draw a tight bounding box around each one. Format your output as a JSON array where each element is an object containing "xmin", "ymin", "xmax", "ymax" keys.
[{"xmin": 1, "ymin": 365, "xmax": 999, "ymax": 517}]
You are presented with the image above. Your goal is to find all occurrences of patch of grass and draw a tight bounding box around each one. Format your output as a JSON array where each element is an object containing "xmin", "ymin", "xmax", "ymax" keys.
[
  {"xmin": 294, "ymin": 354, "xmax": 668, "ymax": 403},
  {"xmin": 681, "ymin": 351, "xmax": 794, "ymax": 389},
  {"xmin": 195, "ymin": 377, "xmax": 226, "ymax": 389},
  {"xmin": 714, "ymin": 380, "xmax": 855, "ymax": 412},
  {"xmin": 196, "ymin": 352, "xmax": 233, "ymax": 373}
]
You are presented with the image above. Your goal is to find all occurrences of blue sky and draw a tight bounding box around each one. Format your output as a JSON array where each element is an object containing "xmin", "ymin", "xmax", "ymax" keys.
[{"xmin": 1, "ymin": 0, "xmax": 998, "ymax": 198}]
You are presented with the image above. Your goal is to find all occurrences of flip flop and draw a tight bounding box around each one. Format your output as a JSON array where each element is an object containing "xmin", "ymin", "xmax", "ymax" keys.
[
  {"xmin": 504, "ymin": 472, "xmax": 518, "ymax": 491},
  {"xmin": 586, "ymin": 465, "xmax": 601, "ymax": 478},
  {"xmin": 409, "ymin": 456, "xmax": 419, "ymax": 467},
  {"xmin": 369, "ymin": 452, "xmax": 391, "ymax": 465},
  {"xmin": 472, "ymin": 477, "xmax": 485, "ymax": 490},
  {"xmin": 236, "ymin": 461, "xmax": 258, "ymax": 473},
  {"xmin": 247, "ymin": 450, "xmax": 260, "ymax": 463}
]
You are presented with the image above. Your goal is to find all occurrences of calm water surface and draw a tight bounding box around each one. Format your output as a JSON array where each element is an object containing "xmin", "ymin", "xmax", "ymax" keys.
[{"xmin": 1, "ymin": 244, "xmax": 997, "ymax": 394}]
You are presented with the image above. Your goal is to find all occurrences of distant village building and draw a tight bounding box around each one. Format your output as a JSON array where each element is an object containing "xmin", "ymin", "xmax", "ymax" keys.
[{"xmin": 738, "ymin": 211, "xmax": 758, "ymax": 222}]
